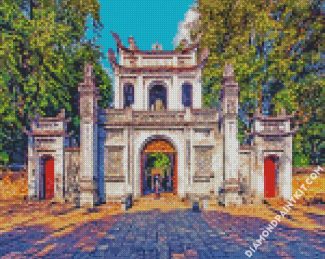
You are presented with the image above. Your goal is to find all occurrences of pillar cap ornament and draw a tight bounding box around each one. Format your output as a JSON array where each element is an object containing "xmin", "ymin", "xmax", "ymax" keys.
[
  {"xmin": 223, "ymin": 63, "xmax": 234, "ymax": 78},
  {"xmin": 222, "ymin": 63, "xmax": 238, "ymax": 87},
  {"xmin": 280, "ymin": 107, "xmax": 287, "ymax": 115},
  {"xmin": 79, "ymin": 63, "xmax": 96, "ymax": 89},
  {"xmin": 254, "ymin": 108, "xmax": 261, "ymax": 116}
]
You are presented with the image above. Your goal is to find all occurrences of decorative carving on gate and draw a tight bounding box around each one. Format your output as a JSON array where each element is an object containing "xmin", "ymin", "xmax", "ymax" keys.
[
  {"xmin": 194, "ymin": 146, "xmax": 213, "ymax": 180},
  {"xmin": 143, "ymin": 140, "xmax": 175, "ymax": 153},
  {"xmin": 106, "ymin": 146, "xmax": 124, "ymax": 176}
]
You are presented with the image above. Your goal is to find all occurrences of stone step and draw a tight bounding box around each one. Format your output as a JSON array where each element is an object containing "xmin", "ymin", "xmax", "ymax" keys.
[{"xmin": 129, "ymin": 193, "xmax": 191, "ymax": 212}]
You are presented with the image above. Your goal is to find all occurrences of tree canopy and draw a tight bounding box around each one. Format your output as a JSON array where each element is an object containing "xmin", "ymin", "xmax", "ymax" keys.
[
  {"xmin": 195, "ymin": 0, "xmax": 324, "ymax": 166},
  {"xmin": 0, "ymin": 0, "xmax": 112, "ymax": 164},
  {"xmin": 0, "ymin": 0, "xmax": 323, "ymax": 167},
  {"xmin": 147, "ymin": 153, "xmax": 171, "ymax": 172}
]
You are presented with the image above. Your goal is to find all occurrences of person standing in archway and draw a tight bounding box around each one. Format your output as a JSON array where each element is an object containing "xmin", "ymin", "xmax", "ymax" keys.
[{"xmin": 154, "ymin": 174, "xmax": 160, "ymax": 199}]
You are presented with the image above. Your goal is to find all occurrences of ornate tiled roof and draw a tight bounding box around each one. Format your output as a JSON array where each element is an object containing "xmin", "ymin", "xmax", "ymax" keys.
[
  {"xmin": 111, "ymin": 31, "xmax": 199, "ymax": 55},
  {"xmin": 108, "ymin": 32, "xmax": 209, "ymax": 73}
]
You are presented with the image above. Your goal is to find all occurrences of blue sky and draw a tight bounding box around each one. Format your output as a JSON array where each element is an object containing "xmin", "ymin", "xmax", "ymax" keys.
[{"xmin": 92, "ymin": 0, "xmax": 195, "ymax": 71}]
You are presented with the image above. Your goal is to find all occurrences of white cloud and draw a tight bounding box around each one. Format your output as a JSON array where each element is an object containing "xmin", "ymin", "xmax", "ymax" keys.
[{"xmin": 173, "ymin": 5, "xmax": 200, "ymax": 47}]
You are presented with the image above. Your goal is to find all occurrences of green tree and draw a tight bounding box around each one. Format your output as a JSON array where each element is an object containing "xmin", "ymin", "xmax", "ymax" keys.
[
  {"xmin": 196, "ymin": 0, "xmax": 324, "ymax": 165},
  {"xmin": 0, "ymin": 0, "xmax": 112, "ymax": 164},
  {"xmin": 148, "ymin": 153, "xmax": 171, "ymax": 172}
]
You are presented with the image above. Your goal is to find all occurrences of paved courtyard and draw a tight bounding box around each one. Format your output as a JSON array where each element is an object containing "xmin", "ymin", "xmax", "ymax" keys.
[{"xmin": 0, "ymin": 205, "xmax": 324, "ymax": 259}]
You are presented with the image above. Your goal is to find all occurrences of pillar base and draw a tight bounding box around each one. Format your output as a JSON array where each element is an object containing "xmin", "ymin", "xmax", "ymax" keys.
[
  {"xmin": 219, "ymin": 178, "xmax": 243, "ymax": 206},
  {"xmin": 223, "ymin": 192, "xmax": 243, "ymax": 206},
  {"xmin": 80, "ymin": 192, "xmax": 97, "ymax": 207},
  {"xmin": 79, "ymin": 179, "xmax": 99, "ymax": 207}
]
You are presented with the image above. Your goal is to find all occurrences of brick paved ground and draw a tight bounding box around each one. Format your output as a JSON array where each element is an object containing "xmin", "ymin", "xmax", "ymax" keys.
[
  {"xmin": 1, "ymin": 172, "xmax": 324, "ymax": 258},
  {"xmin": 0, "ymin": 207, "xmax": 324, "ymax": 259}
]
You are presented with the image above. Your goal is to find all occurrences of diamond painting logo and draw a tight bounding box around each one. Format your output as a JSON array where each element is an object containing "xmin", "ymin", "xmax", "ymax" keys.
[{"xmin": 245, "ymin": 165, "xmax": 324, "ymax": 258}]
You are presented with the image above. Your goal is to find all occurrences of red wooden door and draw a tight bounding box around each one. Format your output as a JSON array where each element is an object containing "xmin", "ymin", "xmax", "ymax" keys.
[
  {"xmin": 173, "ymin": 154, "xmax": 177, "ymax": 195},
  {"xmin": 44, "ymin": 157, "xmax": 54, "ymax": 199},
  {"xmin": 264, "ymin": 157, "xmax": 276, "ymax": 198}
]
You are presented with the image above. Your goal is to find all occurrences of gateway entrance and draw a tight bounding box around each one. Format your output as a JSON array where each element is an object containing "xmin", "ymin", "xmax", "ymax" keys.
[{"xmin": 141, "ymin": 139, "xmax": 177, "ymax": 195}]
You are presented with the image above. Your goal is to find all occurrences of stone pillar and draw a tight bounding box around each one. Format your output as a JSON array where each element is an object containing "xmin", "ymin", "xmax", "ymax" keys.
[
  {"xmin": 173, "ymin": 56, "xmax": 177, "ymax": 66},
  {"xmin": 214, "ymin": 134, "xmax": 223, "ymax": 195},
  {"xmin": 178, "ymin": 138, "xmax": 186, "ymax": 198},
  {"xmin": 78, "ymin": 64, "xmax": 100, "ymax": 207},
  {"xmin": 27, "ymin": 136, "xmax": 37, "ymax": 199},
  {"xmin": 136, "ymin": 75, "xmax": 144, "ymax": 110},
  {"xmin": 282, "ymin": 136, "xmax": 293, "ymax": 199},
  {"xmin": 220, "ymin": 64, "xmax": 242, "ymax": 205},
  {"xmin": 97, "ymin": 126, "xmax": 106, "ymax": 203},
  {"xmin": 193, "ymin": 72, "xmax": 202, "ymax": 109},
  {"xmin": 114, "ymin": 73, "xmax": 120, "ymax": 109},
  {"xmin": 255, "ymin": 146, "xmax": 265, "ymax": 199},
  {"xmin": 171, "ymin": 75, "xmax": 179, "ymax": 110},
  {"xmin": 144, "ymin": 81, "xmax": 149, "ymax": 110},
  {"xmin": 55, "ymin": 130, "xmax": 65, "ymax": 200}
]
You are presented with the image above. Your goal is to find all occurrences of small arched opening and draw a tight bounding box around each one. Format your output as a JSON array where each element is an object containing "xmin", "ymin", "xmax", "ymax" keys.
[
  {"xmin": 124, "ymin": 84, "xmax": 134, "ymax": 108},
  {"xmin": 149, "ymin": 84, "xmax": 167, "ymax": 111},
  {"xmin": 182, "ymin": 83, "xmax": 193, "ymax": 108}
]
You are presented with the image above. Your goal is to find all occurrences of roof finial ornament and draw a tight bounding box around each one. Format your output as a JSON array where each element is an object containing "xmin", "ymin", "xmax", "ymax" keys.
[
  {"xmin": 280, "ymin": 107, "xmax": 287, "ymax": 116},
  {"xmin": 223, "ymin": 63, "xmax": 234, "ymax": 78},
  {"xmin": 222, "ymin": 63, "xmax": 237, "ymax": 86},
  {"xmin": 111, "ymin": 31, "xmax": 123, "ymax": 46},
  {"xmin": 254, "ymin": 107, "xmax": 261, "ymax": 116},
  {"xmin": 199, "ymin": 47, "xmax": 209, "ymax": 63},
  {"xmin": 85, "ymin": 63, "xmax": 93, "ymax": 76},
  {"xmin": 128, "ymin": 36, "xmax": 138, "ymax": 50},
  {"xmin": 83, "ymin": 63, "xmax": 95, "ymax": 86},
  {"xmin": 108, "ymin": 49, "xmax": 117, "ymax": 66},
  {"xmin": 152, "ymin": 42, "xmax": 162, "ymax": 51}
]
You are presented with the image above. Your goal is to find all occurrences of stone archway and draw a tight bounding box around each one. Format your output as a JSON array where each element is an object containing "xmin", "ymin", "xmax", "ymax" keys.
[{"xmin": 140, "ymin": 139, "xmax": 177, "ymax": 195}]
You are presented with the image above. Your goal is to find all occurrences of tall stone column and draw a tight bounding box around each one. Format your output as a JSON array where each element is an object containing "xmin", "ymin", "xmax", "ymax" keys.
[
  {"xmin": 221, "ymin": 64, "xmax": 242, "ymax": 205},
  {"xmin": 171, "ymin": 75, "xmax": 179, "ymax": 110},
  {"xmin": 78, "ymin": 64, "xmax": 100, "ymax": 207},
  {"xmin": 27, "ymin": 135, "xmax": 37, "ymax": 199},
  {"xmin": 136, "ymin": 75, "xmax": 144, "ymax": 110},
  {"xmin": 114, "ymin": 73, "xmax": 120, "ymax": 109},
  {"xmin": 282, "ymin": 135, "xmax": 293, "ymax": 199}
]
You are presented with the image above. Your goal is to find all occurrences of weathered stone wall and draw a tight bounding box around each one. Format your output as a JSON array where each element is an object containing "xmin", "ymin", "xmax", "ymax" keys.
[
  {"xmin": 106, "ymin": 146, "xmax": 124, "ymax": 176},
  {"xmin": 239, "ymin": 150, "xmax": 252, "ymax": 194},
  {"xmin": 194, "ymin": 146, "xmax": 213, "ymax": 177},
  {"xmin": 64, "ymin": 149, "xmax": 80, "ymax": 204}
]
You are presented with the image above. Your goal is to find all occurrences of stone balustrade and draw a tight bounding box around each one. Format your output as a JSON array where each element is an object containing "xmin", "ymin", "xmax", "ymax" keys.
[
  {"xmin": 253, "ymin": 115, "xmax": 293, "ymax": 137},
  {"xmin": 100, "ymin": 108, "xmax": 218, "ymax": 126}
]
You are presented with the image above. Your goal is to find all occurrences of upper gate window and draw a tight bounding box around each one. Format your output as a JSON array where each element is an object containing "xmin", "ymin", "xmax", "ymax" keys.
[
  {"xmin": 124, "ymin": 84, "xmax": 134, "ymax": 108},
  {"xmin": 182, "ymin": 83, "xmax": 193, "ymax": 108},
  {"xmin": 149, "ymin": 85, "xmax": 167, "ymax": 111}
]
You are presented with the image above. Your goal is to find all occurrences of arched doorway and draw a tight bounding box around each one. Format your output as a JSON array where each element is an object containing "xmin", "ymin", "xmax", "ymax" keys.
[
  {"xmin": 140, "ymin": 139, "xmax": 177, "ymax": 195},
  {"xmin": 40, "ymin": 155, "xmax": 55, "ymax": 200},
  {"xmin": 149, "ymin": 85, "xmax": 167, "ymax": 110},
  {"xmin": 264, "ymin": 156, "xmax": 279, "ymax": 198}
]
